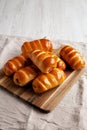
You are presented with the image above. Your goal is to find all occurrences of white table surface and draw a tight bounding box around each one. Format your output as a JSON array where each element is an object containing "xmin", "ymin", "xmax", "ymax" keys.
[
  {"xmin": 0, "ymin": 0, "xmax": 87, "ymax": 43},
  {"xmin": 0, "ymin": 0, "xmax": 87, "ymax": 130}
]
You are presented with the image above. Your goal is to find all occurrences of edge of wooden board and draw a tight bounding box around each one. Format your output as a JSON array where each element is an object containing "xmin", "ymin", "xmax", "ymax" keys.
[
  {"xmin": 31, "ymin": 68, "xmax": 85, "ymax": 112},
  {"xmin": 0, "ymin": 68, "xmax": 85, "ymax": 112}
]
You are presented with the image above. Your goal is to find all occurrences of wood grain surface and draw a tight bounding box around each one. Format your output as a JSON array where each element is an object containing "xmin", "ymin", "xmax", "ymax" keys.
[
  {"xmin": 0, "ymin": 52, "xmax": 85, "ymax": 112},
  {"xmin": 0, "ymin": 35, "xmax": 87, "ymax": 130},
  {"xmin": 0, "ymin": 0, "xmax": 87, "ymax": 129},
  {"xmin": 0, "ymin": 0, "xmax": 87, "ymax": 42}
]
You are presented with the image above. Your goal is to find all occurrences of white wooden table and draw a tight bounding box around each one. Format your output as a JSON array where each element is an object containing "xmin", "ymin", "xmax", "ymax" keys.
[
  {"xmin": 0, "ymin": 0, "xmax": 87, "ymax": 130},
  {"xmin": 0, "ymin": 0, "xmax": 87, "ymax": 42}
]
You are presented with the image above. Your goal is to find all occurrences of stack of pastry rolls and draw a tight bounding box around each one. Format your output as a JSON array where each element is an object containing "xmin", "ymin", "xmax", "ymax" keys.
[{"xmin": 3, "ymin": 38, "xmax": 86, "ymax": 94}]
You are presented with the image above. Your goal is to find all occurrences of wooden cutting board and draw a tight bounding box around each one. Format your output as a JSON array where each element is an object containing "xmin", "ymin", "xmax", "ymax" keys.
[{"xmin": 0, "ymin": 48, "xmax": 85, "ymax": 112}]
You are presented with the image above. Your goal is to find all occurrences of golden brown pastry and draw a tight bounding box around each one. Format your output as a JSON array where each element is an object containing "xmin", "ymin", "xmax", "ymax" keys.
[
  {"xmin": 32, "ymin": 68, "xmax": 66, "ymax": 94},
  {"xmin": 21, "ymin": 38, "xmax": 53, "ymax": 53},
  {"xmin": 3, "ymin": 54, "xmax": 32, "ymax": 76},
  {"xmin": 28, "ymin": 50, "xmax": 58, "ymax": 73},
  {"xmin": 57, "ymin": 57, "xmax": 66, "ymax": 70},
  {"xmin": 59, "ymin": 45, "xmax": 86, "ymax": 70},
  {"xmin": 13, "ymin": 65, "xmax": 39, "ymax": 87}
]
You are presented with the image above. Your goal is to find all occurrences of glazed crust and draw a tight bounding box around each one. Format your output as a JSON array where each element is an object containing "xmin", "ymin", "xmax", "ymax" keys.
[
  {"xmin": 13, "ymin": 65, "xmax": 39, "ymax": 87},
  {"xmin": 21, "ymin": 38, "xmax": 53, "ymax": 53},
  {"xmin": 56, "ymin": 56, "xmax": 66, "ymax": 70},
  {"xmin": 3, "ymin": 54, "xmax": 32, "ymax": 76},
  {"xmin": 60, "ymin": 45, "xmax": 86, "ymax": 70},
  {"xmin": 28, "ymin": 50, "xmax": 58, "ymax": 73},
  {"xmin": 32, "ymin": 68, "xmax": 66, "ymax": 93}
]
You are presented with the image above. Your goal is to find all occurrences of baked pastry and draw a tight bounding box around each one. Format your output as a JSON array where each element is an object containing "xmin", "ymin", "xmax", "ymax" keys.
[
  {"xmin": 60, "ymin": 45, "xmax": 86, "ymax": 70},
  {"xmin": 21, "ymin": 38, "xmax": 53, "ymax": 53},
  {"xmin": 32, "ymin": 68, "xmax": 66, "ymax": 93},
  {"xmin": 3, "ymin": 54, "xmax": 32, "ymax": 76},
  {"xmin": 57, "ymin": 57, "xmax": 66, "ymax": 70},
  {"xmin": 13, "ymin": 65, "xmax": 39, "ymax": 87},
  {"xmin": 28, "ymin": 50, "xmax": 58, "ymax": 73}
]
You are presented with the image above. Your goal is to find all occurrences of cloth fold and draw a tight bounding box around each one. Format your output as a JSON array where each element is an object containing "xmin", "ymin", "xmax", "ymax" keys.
[{"xmin": 0, "ymin": 35, "xmax": 87, "ymax": 130}]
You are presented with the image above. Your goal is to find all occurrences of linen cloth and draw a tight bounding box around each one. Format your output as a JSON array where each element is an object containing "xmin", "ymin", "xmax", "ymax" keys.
[{"xmin": 0, "ymin": 35, "xmax": 87, "ymax": 130}]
